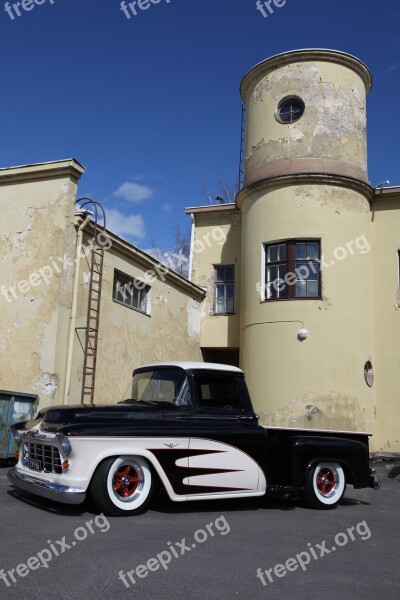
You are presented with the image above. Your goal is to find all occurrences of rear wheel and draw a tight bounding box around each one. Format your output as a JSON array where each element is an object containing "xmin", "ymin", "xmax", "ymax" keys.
[
  {"xmin": 90, "ymin": 456, "xmax": 153, "ymax": 516},
  {"xmin": 303, "ymin": 462, "xmax": 345, "ymax": 509}
]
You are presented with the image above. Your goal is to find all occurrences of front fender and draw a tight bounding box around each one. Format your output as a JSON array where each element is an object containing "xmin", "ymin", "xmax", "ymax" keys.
[{"xmin": 61, "ymin": 436, "xmax": 190, "ymax": 503}]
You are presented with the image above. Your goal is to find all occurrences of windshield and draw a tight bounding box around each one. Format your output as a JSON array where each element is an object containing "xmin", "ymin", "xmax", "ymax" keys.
[{"xmin": 123, "ymin": 368, "xmax": 191, "ymax": 406}]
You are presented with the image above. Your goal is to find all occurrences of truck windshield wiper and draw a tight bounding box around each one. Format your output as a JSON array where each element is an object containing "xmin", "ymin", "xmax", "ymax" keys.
[
  {"xmin": 117, "ymin": 399, "xmax": 174, "ymax": 406},
  {"xmin": 117, "ymin": 398, "xmax": 139, "ymax": 404}
]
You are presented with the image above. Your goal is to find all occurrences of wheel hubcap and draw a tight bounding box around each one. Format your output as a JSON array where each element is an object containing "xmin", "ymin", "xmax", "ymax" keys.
[
  {"xmin": 316, "ymin": 468, "xmax": 335, "ymax": 495},
  {"xmin": 113, "ymin": 465, "xmax": 139, "ymax": 499}
]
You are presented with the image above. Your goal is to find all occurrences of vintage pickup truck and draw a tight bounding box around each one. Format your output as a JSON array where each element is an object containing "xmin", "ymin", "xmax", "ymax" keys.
[{"xmin": 8, "ymin": 362, "xmax": 380, "ymax": 516}]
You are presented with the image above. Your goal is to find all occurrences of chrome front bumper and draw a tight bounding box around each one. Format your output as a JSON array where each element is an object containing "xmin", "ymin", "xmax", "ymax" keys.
[{"xmin": 7, "ymin": 468, "xmax": 86, "ymax": 505}]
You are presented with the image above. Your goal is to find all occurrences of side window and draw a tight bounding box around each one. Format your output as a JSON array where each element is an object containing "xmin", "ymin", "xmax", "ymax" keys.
[
  {"xmin": 195, "ymin": 374, "xmax": 244, "ymax": 411},
  {"xmin": 113, "ymin": 269, "xmax": 150, "ymax": 314},
  {"xmin": 214, "ymin": 265, "xmax": 235, "ymax": 314},
  {"xmin": 264, "ymin": 240, "xmax": 321, "ymax": 300}
]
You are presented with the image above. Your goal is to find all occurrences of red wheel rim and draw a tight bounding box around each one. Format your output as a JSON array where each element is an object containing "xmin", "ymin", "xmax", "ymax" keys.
[
  {"xmin": 113, "ymin": 465, "xmax": 139, "ymax": 498},
  {"xmin": 316, "ymin": 467, "xmax": 335, "ymax": 495}
]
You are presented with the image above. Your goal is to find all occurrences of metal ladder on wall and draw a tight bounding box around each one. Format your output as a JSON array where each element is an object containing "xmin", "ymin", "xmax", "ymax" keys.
[
  {"xmin": 238, "ymin": 103, "xmax": 246, "ymax": 191},
  {"xmin": 76, "ymin": 199, "xmax": 107, "ymax": 405}
]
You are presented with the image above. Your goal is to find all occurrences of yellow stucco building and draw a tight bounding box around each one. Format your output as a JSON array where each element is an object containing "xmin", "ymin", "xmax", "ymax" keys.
[
  {"xmin": 187, "ymin": 49, "xmax": 400, "ymax": 455},
  {"xmin": 0, "ymin": 49, "xmax": 399, "ymax": 457},
  {"xmin": 0, "ymin": 160, "xmax": 204, "ymax": 436}
]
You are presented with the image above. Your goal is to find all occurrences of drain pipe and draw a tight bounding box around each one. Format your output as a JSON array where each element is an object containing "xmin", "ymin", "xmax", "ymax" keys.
[
  {"xmin": 188, "ymin": 213, "xmax": 195, "ymax": 281},
  {"xmin": 63, "ymin": 214, "xmax": 91, "ymax": 404}
]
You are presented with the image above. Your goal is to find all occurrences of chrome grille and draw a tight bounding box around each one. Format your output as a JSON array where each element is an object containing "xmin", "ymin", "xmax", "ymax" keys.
[{"xmin": 25, "ymin": 443, "xmax": 62, "ymax": 474}]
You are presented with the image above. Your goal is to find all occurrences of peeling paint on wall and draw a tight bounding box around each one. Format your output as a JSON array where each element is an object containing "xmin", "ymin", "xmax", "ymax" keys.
[{"xmin": 257, "ymin": 393, "xmax": 368, "ymax": 433}]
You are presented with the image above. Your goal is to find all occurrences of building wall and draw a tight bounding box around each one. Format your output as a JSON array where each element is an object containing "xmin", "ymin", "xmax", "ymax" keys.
[
  {"xmin": 241, "ymin": 50, "xmax": 370, "ymax": 186},
  {"xmin": 185, "ymin": 50, "xmax": 400, "ymax": 453},
  {"xmin": 0, "ymin": 160, "xmax": 84, "ymax": 405},
  {"xmin": 0, "ymin": 161, "xmax": 205, "ymax": 410},
  {"xmin": 239, "ymin": 181, "xmax": 375, "ymax": 436},
  {"xmin": 66, "ymin": 225, "xmax": 204, "ymax": 405},
  {"xmin": 237, "ymin": 50, "xmax": 377, "ymax": 440},
  {"xmin": 187, "ymin": 206, "xmax": 242, "ymax": 350},
  {"xmin": 371, "ymin": 192, "xmax": 400, "ymax": 453}
]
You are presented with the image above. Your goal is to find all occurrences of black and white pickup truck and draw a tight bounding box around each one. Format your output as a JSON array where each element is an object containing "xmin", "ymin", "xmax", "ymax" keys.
[{"xmin": 8, "ymin": 362, "xmax": 380, "ymax": 516}]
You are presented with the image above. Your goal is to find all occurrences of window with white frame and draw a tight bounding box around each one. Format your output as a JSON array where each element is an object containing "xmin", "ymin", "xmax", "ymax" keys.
[{"xmin": 214, "ymin": 264, "xmax": 235, "ymax": 314}]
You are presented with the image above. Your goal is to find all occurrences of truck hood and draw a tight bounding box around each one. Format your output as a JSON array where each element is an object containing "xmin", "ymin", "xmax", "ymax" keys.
[{"xmin": 17, "ymin": 403, "xmax": 167, "ymax": 436}]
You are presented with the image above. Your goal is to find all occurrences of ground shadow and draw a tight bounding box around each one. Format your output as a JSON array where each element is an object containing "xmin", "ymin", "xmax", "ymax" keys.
[
  {"xmin": 388, "ymin": 465, "xmax": 400, "ymax": 480},
  {"xmin": 6, "ymin": 488, "xmax": 98, "ymax": 516}
]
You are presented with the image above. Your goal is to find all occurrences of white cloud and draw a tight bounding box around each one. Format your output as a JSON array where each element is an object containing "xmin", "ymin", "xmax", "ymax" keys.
[
  {"xmin": 106, "ymin": 209, "xmax": 145, "ymax": 241},
  {"xmin": 162, "ymin": 203, "xmax": 173, "ymax": 212},
  {"xmin": 113, "ymin": 181, "xmax": 154, "ymax": 203}
]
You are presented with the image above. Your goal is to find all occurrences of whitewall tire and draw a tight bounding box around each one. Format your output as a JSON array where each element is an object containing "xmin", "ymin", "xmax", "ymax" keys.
[
  {"xmin": 90, "ymin": 456, "xmax": 153, "ymax": 516},
  {"xmin": 303, "ymin": 462, "xmax": 345, "ymax": 509}
]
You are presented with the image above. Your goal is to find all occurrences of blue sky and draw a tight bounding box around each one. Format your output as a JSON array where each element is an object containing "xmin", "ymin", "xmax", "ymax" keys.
[{"xmin": 0, "ymin": 0, "xmax": 399, "ymax": 251}]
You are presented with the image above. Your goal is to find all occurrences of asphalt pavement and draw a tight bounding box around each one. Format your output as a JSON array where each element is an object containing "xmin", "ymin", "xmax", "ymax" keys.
[{"xmin": 0, "ymin": 458, "xmax": 399, "ymax": 600}]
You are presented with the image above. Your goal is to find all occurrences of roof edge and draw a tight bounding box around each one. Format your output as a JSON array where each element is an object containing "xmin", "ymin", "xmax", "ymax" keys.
[
  {"xmin": 0, "ymin": 159, "xmax": 85, "ymax": 185},
  {"xmin": 76, "ymin": 216, "xmax": 206, "ymax": 301},
  {"xmin": 240, "ymin": 49, "xmax": 372, "ymax": 100}
]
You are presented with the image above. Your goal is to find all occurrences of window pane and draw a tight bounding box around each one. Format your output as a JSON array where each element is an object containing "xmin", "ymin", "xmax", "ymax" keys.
[
  {"xmin": 215, "ymin": 300, "xmax": 225, "ymax": 313},
  {"xmin": 307, "ymin": 280, "xmax": 319, "ymax": 297},
  {"xmin": 307, "ymin": 243, "xmax": 319, "ymax": 259},
  {"xmin": 225, "ymin": 266, "xmax": 234, "ymax": 281},
  {"xmin": 276, "ymin": 281, "xmax": 287, "ymax": 297},
  {"xmin": 295, "ymin": 280, "xmax": 307, "ymax": 297},
  {"xmin": 277, "ymin": 244, "xmax": 287, "ymax": 261},
  {"xmin": 226, "ymin": 284, "xmax": 234, "ymax": 299},
  {"xmin": 215, "ymin": 266, "xmax": 224, "ymax": 281},
  {"xmin": 268, "ymin": 245, "xmax": 277, "ymax": 263},
  {"xmin": 226, "ymin": 298, "xmax": 234, "ymax": 313},
  {"xmin": 267, "ymin": 265, "xmax": 277, "ymax": 282},
  {"xmin": 295, "ymin": 262, "xmax": 310, "ymax": 280},
  {"xmin": 139, "ymin": 292, "xmax": 148, "ymax": 312},
  {"xmin": 277, "ymin": 264, "xmax": 287, "ymax": 280},
  {"xmin": 267, "ymin": 282, "xmax": 277, "ymax": 299},
  {"xmin": 216, "ymin": 284, "xmax": 225, "ymax": 299},
  {"xmin": 306, "ymin": 261, "xmax": 319, "ymax": 280},
  {"xmin": 295, "ymin": 243, "xmax": 306, "ymax": 259}
]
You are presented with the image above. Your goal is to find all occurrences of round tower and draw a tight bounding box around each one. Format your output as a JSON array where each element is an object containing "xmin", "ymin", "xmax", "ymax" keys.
[{"xmin": 237, "ymin": 49, "xmax": 375, "ymax": 435}]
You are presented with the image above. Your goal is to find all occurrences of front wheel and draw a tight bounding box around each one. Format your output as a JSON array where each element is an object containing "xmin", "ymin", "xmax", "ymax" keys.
[
  {"xmin": 90, "ymin": 456, "xmax": 153, "ymax": 516},
  {"xmin": 303, "ymin": 462, "xmax": 345, "ymax": 509}
]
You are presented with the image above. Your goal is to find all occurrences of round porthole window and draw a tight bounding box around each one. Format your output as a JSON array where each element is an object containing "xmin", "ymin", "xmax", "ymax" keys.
[
  {"xmin": 364, "ymin": 361, "xmax": 374, "ymax": 387},
  {"xmin": 276, "ymin": 96, "xmax": 305, "ymax": 124}
]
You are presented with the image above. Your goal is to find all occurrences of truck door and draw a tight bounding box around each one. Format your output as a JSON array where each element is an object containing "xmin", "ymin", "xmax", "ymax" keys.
[{"xmin": 186, "ymin": 371, "xmax": 267, "ymax": 496}]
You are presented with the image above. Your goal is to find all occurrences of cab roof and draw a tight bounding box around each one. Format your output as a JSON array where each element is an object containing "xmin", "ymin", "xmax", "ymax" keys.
[{"xmin": 136, "ymin": 361, "xmax": 243, "ymax": 374}]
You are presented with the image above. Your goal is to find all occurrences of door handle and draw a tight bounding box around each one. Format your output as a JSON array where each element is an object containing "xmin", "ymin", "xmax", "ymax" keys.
[{"xmin": 237, "ymin": 415, "xmax": 256, "ymax": 423}]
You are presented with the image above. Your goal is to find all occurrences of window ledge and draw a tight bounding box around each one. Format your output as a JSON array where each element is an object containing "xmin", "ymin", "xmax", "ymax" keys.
[
  {"xmin": 112, "ymin": 297, "xmax": 151, "ymax": 317},
  {"xmin": 261, "ymin": 297, "xmax": 322, "ymax": 303}
]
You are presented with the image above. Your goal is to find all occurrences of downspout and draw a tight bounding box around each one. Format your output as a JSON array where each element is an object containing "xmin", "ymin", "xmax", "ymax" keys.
[
  {"xmin": 63, "ymin": 214, "xmax": 91, "ymax": 404},
  {"xmin": 188, "ymin": 213, "xmax": 195, "ymax": 281}
]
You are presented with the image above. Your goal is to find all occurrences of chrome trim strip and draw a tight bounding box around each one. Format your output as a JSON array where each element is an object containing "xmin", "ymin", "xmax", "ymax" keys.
[{"xmin": 7, "ymin": 468, "xmax": 86, "ymax": 505}]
